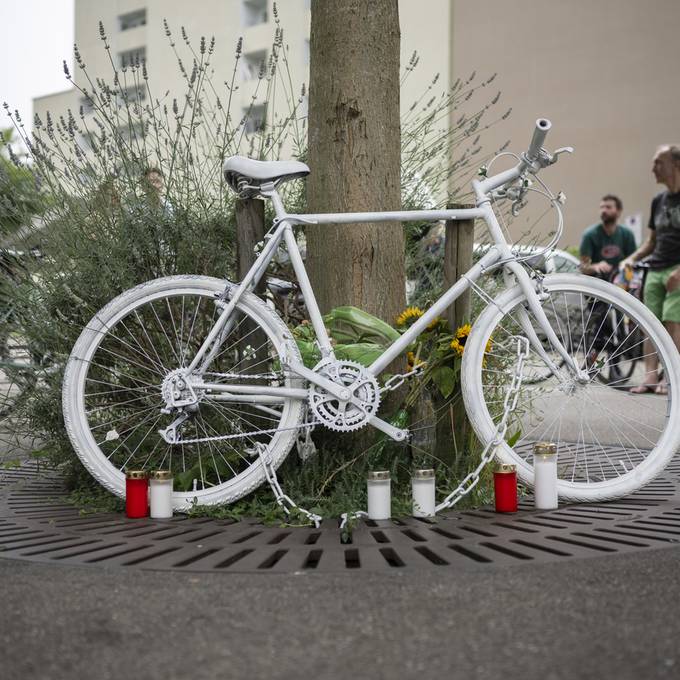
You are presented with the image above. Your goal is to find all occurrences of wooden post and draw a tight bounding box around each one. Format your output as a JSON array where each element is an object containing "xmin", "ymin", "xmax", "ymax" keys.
[
  {"xmin": 235, "ymin": 198, "xmax": 266, "ymax": 294},
  {"xmin": 443, "ymin": 203, "xmax": 475, "ymax": 332},
  {"xmin": 436, "ymin": 203, "xmax": 476, "ymax": 470},
  {"xmin": 234, "ymin": 198, "xmax": 267, "ymax": 381}
]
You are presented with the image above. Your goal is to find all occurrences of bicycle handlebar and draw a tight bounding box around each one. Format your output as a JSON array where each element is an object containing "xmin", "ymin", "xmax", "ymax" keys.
[{"xmin": 526, "ymin": 118, "xmax": 552, "ymax": 161}]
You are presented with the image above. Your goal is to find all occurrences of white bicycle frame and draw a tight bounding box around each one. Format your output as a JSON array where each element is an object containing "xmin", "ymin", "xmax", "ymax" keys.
[{"xmin": 184, "ymin": 121, "xmax": 578, "ymax": 441}]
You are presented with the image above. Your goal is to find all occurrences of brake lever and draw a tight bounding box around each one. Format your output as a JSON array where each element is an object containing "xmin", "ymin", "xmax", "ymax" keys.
[{"xmin": 546, "ymin": 146, "xmax": 574, "ymax": 165}]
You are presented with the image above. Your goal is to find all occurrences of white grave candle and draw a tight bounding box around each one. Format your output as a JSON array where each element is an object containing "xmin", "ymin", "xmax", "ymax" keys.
[
  {"xmin": 150, "ymin": 470, "xmax": 174, "ymax": 519},
  {"xmin": 533, "ymin": 442, "xmax": 558, "ymax": 510},
  {"xmin": 367, "ymin": 471, "xmax": 391, "ymax": 520},
  {"xmin": 411, "ymin": 468, "xmax": 435, "ymax": 517}
]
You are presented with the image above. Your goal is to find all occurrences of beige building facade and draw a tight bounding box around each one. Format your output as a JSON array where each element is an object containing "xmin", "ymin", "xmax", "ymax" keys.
[{"xmin": 35, "ymin": 0, "xmax": 678, "ymax": 248}]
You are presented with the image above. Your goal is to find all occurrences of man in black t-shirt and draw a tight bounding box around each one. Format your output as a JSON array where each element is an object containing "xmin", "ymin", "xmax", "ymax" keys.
[{"xmin": 621, "ymin": 144, "xmax": 680, "ymax": 394}]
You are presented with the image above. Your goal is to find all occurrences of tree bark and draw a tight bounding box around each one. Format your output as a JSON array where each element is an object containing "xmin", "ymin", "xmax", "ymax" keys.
[{"xmin": 307, "ymin": 0, "xmax": 405, "ymax": 325}]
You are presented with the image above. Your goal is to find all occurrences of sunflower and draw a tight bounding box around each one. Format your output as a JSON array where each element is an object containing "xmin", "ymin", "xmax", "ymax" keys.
[
  {"xmin": 395, "ymin": 306, "xmax": 424, "ymax": 327},
  {"xmin": 450, "ymin": 323, "xmax": 472, "ymax": 357}
]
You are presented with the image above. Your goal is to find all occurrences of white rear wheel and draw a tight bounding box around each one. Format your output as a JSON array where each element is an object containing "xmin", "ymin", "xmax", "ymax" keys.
[
  {"xmin": 62, "ymin": 275, "xmax": 305, "ymax": 509},
  {"xmin": 462, "ymin": 274, "xmax": 680, "ymax": 501}
]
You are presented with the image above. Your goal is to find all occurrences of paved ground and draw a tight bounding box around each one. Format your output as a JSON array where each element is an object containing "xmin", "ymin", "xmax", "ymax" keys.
[{"xmin": 2, "ymin": 544, "xmax": 680, "ymax": 680}]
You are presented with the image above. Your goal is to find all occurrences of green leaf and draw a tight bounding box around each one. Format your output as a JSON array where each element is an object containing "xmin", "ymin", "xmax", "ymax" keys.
[
  {"xmin": 334, "ymin": 342, "xmax": 384, "ymax": 367},
  {"xmin": 431, "ymin": 365, "xmax": 457, "ymax": 398},
  {"xmin": 323, "ymin": 306, "xmax": 400, "ymax": 346},
  {"xmin": 506, "ymin": 429, "xmax": 522, "ymax": 447}
]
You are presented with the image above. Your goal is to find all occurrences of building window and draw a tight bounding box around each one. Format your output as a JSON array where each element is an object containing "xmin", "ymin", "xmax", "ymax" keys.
[
  {"xmin": 241, "ymin": 49, "xmax": 267, "ymax": 80},
  {"xmin": 119, "ymin": 9, "xmax": 147, "ymax": 31},
  {"xmin": 242, "ymin": 0, "xmax": 268, "ymax": 27},
  {"xmin": 243, "ymin": 104, "xmax": 267, "ymax": 134},
  {"xmin": 118, "ymin": 85, "xmax": 147, "ymax": 105},
  {"xmin": 119, "ymin": 46, "xmax": 146, "ymax": 69}
]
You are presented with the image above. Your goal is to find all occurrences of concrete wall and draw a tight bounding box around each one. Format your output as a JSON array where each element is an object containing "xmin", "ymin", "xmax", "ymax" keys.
[{"xmin": 451, "ymin": 0, "xmax": 680, "ymax": 247}]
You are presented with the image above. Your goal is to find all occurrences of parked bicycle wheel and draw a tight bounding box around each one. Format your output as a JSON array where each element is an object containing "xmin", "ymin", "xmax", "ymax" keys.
[
  {"xmin": 63, "ymin": 275, "xmax": 306, "ymax": 509},
  {"xmin": 462, "ymin": 273, "xmax": 680, "ymax": 502}
]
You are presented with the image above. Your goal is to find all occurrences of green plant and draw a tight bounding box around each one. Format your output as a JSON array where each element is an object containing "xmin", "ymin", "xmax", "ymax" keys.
[{"xmin": 2, "ymin": 14, "xmax": 510, "ymax": 522}]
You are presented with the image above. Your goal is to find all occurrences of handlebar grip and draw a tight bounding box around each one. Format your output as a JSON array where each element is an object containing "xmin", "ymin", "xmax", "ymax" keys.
[{"xmin": 527, "ymin": 118, "xmax": 552, "ymax": 161}]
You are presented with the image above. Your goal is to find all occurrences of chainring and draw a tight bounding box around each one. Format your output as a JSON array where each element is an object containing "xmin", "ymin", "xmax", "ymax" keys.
[{"xmin": 308, "ymin": 359, "xmax": 381, "ymax": 432}]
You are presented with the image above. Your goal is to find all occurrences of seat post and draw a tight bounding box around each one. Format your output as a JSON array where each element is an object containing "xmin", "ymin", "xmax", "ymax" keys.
[{"xmin": 260, "ymin": 183, "xmax": 287, "ymax": 220}]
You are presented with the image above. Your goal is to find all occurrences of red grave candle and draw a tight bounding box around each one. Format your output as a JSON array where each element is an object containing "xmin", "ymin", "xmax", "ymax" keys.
[
  {"xmin": 494, "ymin": 463, "xmax": 518, "ymax": 513},
  {"xmin": 125, "ymin": 470, "xmax": 149, "ymax": 518}
]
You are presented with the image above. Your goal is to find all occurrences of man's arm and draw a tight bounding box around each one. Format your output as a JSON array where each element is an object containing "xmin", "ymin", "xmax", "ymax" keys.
[{"xmin": 620, "ymin": 230, "xmax": 656, "ymax": 268}]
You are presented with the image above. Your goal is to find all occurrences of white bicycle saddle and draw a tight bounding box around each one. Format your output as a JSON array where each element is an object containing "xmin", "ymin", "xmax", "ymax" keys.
[{"xmin": 223, "ymin": 156, "xmax": 310, "ymax": 194}]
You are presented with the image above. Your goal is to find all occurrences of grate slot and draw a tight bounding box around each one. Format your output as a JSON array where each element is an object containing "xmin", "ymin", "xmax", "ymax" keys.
[
  {"xmin": 22, "ymin": 539, "xmax": 101, "ymax": 556},
  {"xmin": 215, "ymin": 550, "xmax": 254, "ymax": 569},
  {"xmin": 305, "ymin": 532, "xmax": 321, "ymax": 545},
  {"xmin": 302, "ymin": 549, "xmax": 323, "ymax": 569},
  {"xmin": 0, "ymin": 530, "xmax": 43, "ymax": 543},
  {"xmin": 344, "ymin": 548, "xmax": 361, "ymax": 569},
  {"xmin": 480, "ymin": 542, "xmax": 533, "ymax": 560},
  {"xmin": 491, "ymin": 522, "xmax": 538, "ymax": 533},
  {"xmin": 510, "ymin": 539, "xmax": 571, "ymax": 556},
  {"xmin": 622, "ymin": 523, "xmax": 680, "ymax": 536},
  {"xmin": 258, "ymin": 550, "xmax": 288, "ymax": 569},
  {"xmin": 430, "ymin": 527, "xmax": 462, "ymax": 540},
  {"xmin": 459, "ymin": 525, "xmax": 497, "ymax": 537},
  {"xmin": 572, "ymin": 531, "xmax": 648, "ymax": 547},
  {"xmin": 401, "ymin": 529, "xmax": 427, "ymax": 542},
  {"xmin": 545, "ymin": 535, "xmax": 616, "ymax": 552},
  {"xmin": 371, "ymin": 531, "xmax": 390, "ymax": 544},
  {"xmin": 232, "ymin": 531, "xmax": 262, "ymax": 544},
  {"xmin": 268, "ymin": 532, "xmax": 291, "ymax": 545},
  {"xmin": 171, "ymin": 548, "xmax": 221, "ymax": 567},
  {"xmin": 54, "ymin": 542, "xmax": 125, "ymax": 560},
  {"xmin": 516, "ymin": 518, "xmax": 569, "ymax": 529},
  {"xmin": 414, "ymin": 546, "xmax": 448, "ymax": 565},
  {"xmin": 593, "ymin": 527, "xmax": 674, "ymax": 543},
  {"xmin": 86, "ymin": 545, "xmax": 150, "ymax": 563},
  {"xmin": 185, "ymin": 530, "xmax": 224, "ymax": 543},
  {"xmin": 121, "ymin": 547, "xmax": 181, "ymax": 566},
  {"xmin": 379, "ymin": 547, "xmax": 405, "ymax": 567},
  {"xmin": 4, "ymin": 535, "xmax": 81, "ymax": 551},
  {"xmin": 448, "ymin": 544, "xmax": 492, "ymax": 563}
]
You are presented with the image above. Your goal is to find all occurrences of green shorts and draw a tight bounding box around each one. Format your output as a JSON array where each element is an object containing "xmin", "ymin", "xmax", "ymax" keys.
[{"xmin": 644, "ymin": 266, "xmax": 680, "ymax": 323}]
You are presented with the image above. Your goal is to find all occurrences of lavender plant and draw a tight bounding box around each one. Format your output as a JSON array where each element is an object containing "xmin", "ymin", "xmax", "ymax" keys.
[{"xmin": 1, "ymin": 17, "xmax": 509, "ymax": 519}]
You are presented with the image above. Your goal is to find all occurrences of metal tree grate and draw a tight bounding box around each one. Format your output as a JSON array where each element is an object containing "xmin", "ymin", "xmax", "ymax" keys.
[{"xmin": 1, "ymin": 454, "xmax": 679, "ymax": 573}]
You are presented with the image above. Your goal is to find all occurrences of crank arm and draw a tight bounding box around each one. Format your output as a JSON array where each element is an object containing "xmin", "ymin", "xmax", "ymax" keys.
[
  {"xmin": 285, "ymin": 359, "xmax": 352, "ymax": 401},
  {"xmin": 368, "ymin": 415, "xmax": 409, "ymax": 442}
]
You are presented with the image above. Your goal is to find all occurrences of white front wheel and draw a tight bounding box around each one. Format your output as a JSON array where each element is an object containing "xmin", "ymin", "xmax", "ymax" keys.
[{"xmin": 462, "ymin": 274, "xmax": 680, "ymax": 502}]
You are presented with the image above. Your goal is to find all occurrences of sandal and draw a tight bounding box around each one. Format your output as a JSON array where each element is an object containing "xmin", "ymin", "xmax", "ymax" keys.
[{"xmin": 655, "ymin": 384, "xmax": 668, "ymax": 395}]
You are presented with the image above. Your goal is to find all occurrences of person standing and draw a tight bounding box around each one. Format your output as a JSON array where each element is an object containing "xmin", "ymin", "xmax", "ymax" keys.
[
  {"xmin": 579, "ymin": 194, "xmax": 636, "ymax": 278},
  {"xmin": 621, "ymin": 144, "xmax": 680, "ymax": 394}
]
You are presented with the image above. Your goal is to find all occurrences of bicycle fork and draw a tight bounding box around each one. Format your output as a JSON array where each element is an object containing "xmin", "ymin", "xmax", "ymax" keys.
[{"xmin": 506, "ymin": 261, "xmax": 586, "ymax": 382}]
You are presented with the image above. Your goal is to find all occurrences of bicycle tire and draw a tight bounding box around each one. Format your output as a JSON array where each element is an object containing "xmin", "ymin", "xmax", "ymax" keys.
[
  {"xmin": 62, "ymin": 275, "xmax": 306, "ymax": 510},
  {"xmin": 461, "ymin": 273, "xmax": 680, "ymax": 501}
]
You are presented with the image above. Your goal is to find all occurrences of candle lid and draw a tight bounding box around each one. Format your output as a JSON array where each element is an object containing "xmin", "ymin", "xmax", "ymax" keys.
[
  {"xmin": 495, "ymin": 463, "xmax": 516, "ymax": 474},
  {"xmin": 368, "ymin": 470, "xmax": 390, "ymax": 481},
  {"xmin": 413, "ymin": 468, "xmax": 435, "ymax": 480},
  {"xmin": 533, "ymin": 441, "xmax": 557, "ymax": 455},
  {"xmin": 151, "ymin": 470, "xmax": 173, "ymax": 481},
  {"xmin": 125, "ymin": 469, "xmax": 149, "ymax": 480}
]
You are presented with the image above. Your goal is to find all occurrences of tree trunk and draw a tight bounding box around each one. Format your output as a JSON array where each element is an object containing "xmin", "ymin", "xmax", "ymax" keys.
[{"xmin": 307, "ymin": 0, "xmax": 405, "ymax": 325}]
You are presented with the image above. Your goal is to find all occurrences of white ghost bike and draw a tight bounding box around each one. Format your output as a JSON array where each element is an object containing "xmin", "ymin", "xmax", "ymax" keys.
[{"xmin": 63, "ymin": 118, "xmax": 680, "ymax": 510}]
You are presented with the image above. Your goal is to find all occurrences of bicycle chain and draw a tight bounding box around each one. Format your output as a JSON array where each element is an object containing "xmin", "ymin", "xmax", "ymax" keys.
[
  {"xmin": 255, "ymin": 443, "xmax": 322, "ymax": 528},
  {"xmin": 434, "ymin": 335, "xmax": 530, "ymax": 512}
]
